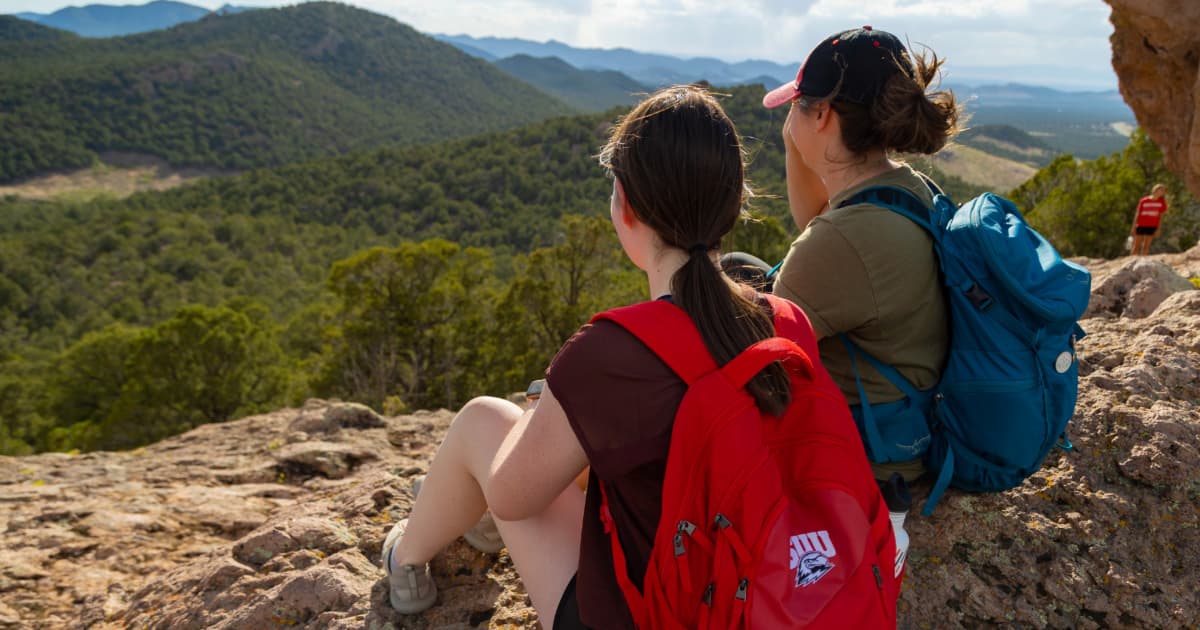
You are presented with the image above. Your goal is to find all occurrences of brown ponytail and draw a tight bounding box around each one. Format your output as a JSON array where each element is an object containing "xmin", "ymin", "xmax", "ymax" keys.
[
  {"xmin": 830, "ymin": 48, "xmax": 961, "ymax": 155},
  {"xmin": 598, "ymin": 86, "xmax": 791, "ymax": 416}
]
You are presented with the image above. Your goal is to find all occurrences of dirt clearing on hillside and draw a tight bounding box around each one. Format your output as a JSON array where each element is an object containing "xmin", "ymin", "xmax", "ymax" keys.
[{"xmin": 0, "ymin": 153, "xmax": 233, "ymax": 201}]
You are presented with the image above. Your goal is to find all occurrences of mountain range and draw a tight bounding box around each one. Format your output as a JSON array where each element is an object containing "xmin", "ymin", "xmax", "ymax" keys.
[
  {"xmin": 0, "ymin": 3, "xmax": 573, "ymax": 183},
  {"xmin": 494, "ymin": 55, "xmax": 646, "ymax": 112},
  {"xmin": 435, "ymin": 33, "xmax": 797, "ymax": 89},
  {"xmin": 13, "ymin": 0, "xmax": 252, "ymax": 37}
]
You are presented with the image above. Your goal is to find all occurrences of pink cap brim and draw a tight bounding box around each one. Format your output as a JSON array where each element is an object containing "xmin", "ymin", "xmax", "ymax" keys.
[{"xmin": 763, "ymin": 80, "xmax": 799, "ymax": 108}]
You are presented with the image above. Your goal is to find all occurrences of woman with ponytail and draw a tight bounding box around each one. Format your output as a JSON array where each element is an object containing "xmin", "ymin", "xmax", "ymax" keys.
[
  {"xmin": 753, "ymin": 27, "xmax": 961, "ymax": 488},
  {"xmin": 380, "ymin": 86, "xmax": 858, "ymax": 628}
]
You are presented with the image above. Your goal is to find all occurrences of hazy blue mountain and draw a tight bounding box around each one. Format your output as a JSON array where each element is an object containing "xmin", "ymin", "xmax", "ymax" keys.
[
  {"xmin": 9, "ymin": 1, "xmax": 253, "ymax": 37},
  {"xmin": 495, "ymin": 55, "xmax": 646, "ymax": 111},
  {"xmin": 942, "ymin": 64, "xmax": 1117, "ymax": 93},
  {"xmin": 455, "ymin": 41, "xmax": 497, "ymax": 62},
  {"xmin": 951, "ymin": 83, "xmax": 1132, "ymax": 117},
  {"xmin": 435, "ymin": 33, "xmax": 796, "ymax": 88},
  {"xmin": 744, "ymin": 75, "xmax": 785, "ymax": 89}
]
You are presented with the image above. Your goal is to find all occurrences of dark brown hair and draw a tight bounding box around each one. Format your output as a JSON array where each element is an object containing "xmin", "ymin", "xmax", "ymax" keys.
[
  {"xmin": 804, "ymin": 47, "xmax": 960, "ymax": 155},
  {"xmin": 598, "ymin": 86, "xmax": 790, "ymax": 416}
]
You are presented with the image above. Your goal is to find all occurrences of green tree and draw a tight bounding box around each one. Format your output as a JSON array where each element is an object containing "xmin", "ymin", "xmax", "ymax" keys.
[
  {"xmin": 92, "ymin": 304, "xmax": 287, "ymax": 450},
  {"xmin": 0, "ymin": 358, "xmax": 53, "ymax": 455},
  {"xmin": 318, "ymin": 239, "xmax": 496, "ymax": 410},
  {"xmin": 726, "ymin": 213, "xmax": 791, "ymax": 269},
  {"xmin": 493, "ymin": 215, "xmax": 642, "ymax": 388},
  {"xmin": 44, "ymin": 323, "xmax": 142, "ymax": 450}
]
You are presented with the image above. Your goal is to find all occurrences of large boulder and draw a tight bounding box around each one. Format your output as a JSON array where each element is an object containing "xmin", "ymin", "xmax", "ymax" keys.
[{"xmin": 1106, "ymin": 0, "xmax": 1200, "ymax": 196}]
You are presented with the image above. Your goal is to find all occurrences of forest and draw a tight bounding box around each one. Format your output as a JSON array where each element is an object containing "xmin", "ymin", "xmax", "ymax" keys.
[{"xmin": 1, "ymin": 80, "xmax": 1193, "ymax": 456}]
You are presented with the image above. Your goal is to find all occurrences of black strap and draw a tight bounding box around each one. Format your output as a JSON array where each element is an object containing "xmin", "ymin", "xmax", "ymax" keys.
[{"xmin": 839, "ymin": 185, "xmax": 935, "ymax": 226}]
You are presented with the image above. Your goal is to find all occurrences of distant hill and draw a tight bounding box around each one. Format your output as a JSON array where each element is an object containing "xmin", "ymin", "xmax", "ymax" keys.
[
  {"xmin": 926, "ymin": 144, "xmax": 1039, "ymax": 194},
  {"xmin": 0, "ymin": 2, "xmax": 574, "ymax": 183},
  {"xmin": 952, "ymin": 83, "xmax": 1134, "ymax": 158},
  {"xmin": 495, "ymin": 55, "xmax": 646, "ymax": 111},
  {"xmin": 956, "ymin": 125, "xmax": 1055, "ymax": 168},
  {"xmin": 436, "ymin": 33, "xmax": 795, "ymax": 88},
  {"xmin": 9, "ymin": 0, "xmax": 221, "ymax": 37}
]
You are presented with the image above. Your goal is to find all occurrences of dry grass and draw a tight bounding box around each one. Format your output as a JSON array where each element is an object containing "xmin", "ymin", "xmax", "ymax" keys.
[
  {"xmin": 0, "ymin": 153, "xmax": 231, "ymax": 201},
  {"xmin": 931, "ymin": 143, "xmax": 1038, "ymax": 192}
]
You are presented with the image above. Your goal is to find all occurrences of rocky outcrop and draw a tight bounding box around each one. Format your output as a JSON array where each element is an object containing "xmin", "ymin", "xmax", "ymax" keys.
[
  {"xmin": 0, "ymin": 401, "xmax": 530, "ymax": 629},
  {"xmin": 2, "ymin": 250, "xmax": 1199, "ymax": 629},
  {"xmin": 1106, "ymin": 0, "xmax": 1200, "ymax": 195},
  {"xmin": 1079, "ymin": 247, "xmax": 1200, "ymax": 318}
]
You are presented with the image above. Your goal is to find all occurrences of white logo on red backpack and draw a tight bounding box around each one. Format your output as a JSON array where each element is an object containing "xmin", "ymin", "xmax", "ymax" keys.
[{"xmin": 789, "ymin": 530, "xmax": 837, "ymax": 587}]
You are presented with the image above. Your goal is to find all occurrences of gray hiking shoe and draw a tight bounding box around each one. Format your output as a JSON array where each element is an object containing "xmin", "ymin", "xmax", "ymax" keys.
[
  {"xmin": 381, "ymin": 518, "xmax": 437, "ymax": 614},
  {"xmin": 411, "ymin": 476, "xmax": 505, "ymax": 554}
]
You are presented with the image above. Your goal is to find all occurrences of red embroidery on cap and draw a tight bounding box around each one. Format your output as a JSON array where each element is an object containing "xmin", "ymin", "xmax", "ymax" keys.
[{"xmin": 873, "ymin": 41, "xmax": 881, "ymax": 47}]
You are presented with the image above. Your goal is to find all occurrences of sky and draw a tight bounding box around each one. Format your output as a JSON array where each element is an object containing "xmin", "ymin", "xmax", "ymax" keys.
[{"xmin": 1, "ymin": 0, "xmax": 1120, "ymax": 89}]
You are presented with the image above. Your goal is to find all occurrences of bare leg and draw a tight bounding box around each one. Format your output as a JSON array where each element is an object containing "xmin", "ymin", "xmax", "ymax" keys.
[
  {"xmin": 492, "ymin": 486, "xmax": 584, "ymax": 627},
  {"xmin": 390, "ymin": 396, "xmax": 583, "ymax": 627},
  {"xmin": 393, "ymin": 397, "xmax": 511, "ymax": 563}
]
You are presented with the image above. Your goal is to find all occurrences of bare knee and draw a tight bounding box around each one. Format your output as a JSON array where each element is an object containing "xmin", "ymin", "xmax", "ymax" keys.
[{"xmin": 449, "ymin": 396, "xmax": 522, "ymax": 439}]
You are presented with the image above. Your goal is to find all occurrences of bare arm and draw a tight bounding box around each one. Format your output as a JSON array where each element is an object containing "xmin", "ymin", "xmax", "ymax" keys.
[{"xmin": 486, "ymin": 384, "xmax": 588, "ymax": 521}]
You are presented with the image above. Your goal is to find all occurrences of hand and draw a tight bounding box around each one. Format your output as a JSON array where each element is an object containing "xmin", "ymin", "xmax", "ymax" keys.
[{"xmin": 783, "ymin": 129, "xmax": 828, "ymax": 229}]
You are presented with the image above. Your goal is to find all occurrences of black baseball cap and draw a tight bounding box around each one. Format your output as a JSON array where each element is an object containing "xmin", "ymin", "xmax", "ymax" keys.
[{"xmin": 763, "ymin": 26, "xmax": 915, "ymax": 108}]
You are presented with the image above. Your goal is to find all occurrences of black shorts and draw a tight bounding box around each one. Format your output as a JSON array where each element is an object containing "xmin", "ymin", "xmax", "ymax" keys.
[
  {"xmin": 553, "ymin": 575, "xmax": 592, "ymax": 630},
  {"xmin": 1135, "ymin": 225, "xmax": 1158, "ymax": 235}
]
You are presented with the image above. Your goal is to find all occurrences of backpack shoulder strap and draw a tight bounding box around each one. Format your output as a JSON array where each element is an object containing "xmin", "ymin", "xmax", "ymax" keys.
[
  {"xmin": 840, "ymin": 185, "xmax": 938, "ymax": 236},
  {"xmin": 591, "ymin": 300, "xmax": 716, "ymax": 385},
  {"xmin": 763, "ymin": 293, "xmax": 803, "ymax": 337},
  {"xmin": 596, "ymin": 296, "xmax": 809, "ymax": 385}
]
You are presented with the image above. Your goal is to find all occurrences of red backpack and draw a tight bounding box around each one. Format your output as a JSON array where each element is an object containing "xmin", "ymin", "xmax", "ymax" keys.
[{"xmin": 590, "ymin": 294, "xmax": 899, "ymax": 629}]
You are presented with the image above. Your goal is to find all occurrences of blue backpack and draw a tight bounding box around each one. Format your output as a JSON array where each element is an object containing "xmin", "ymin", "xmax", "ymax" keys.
[{"xmin": 834, "ymin": 184, "xmax": 1092, "ymax": 516}]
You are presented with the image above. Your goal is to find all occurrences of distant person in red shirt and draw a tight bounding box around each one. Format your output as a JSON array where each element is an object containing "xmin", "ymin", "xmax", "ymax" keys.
[{"xmin": 1130, "ymin": 183, "xmax": 1168, "ymax": 255}]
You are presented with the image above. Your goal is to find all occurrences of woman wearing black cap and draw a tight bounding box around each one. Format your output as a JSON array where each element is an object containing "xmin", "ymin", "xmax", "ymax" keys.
[{"xmin": 758, "ymin": 26, "xmax": 960, "ymax": 492}]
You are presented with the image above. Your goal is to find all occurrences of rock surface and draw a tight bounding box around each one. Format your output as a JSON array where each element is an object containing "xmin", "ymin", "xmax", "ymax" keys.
[
  {"xmin": 2, "ymin": 251, "xmax": 1199, "ymax": 630},
  {"xmin": 1106, "ymin": 0, "xmax": 1200, "ymax": 196}
]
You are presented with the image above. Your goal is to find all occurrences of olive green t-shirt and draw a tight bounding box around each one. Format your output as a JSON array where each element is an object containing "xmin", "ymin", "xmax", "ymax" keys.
[{"xmin": 772, "ymin": 165, "xmax": 948, "ymax": 479}]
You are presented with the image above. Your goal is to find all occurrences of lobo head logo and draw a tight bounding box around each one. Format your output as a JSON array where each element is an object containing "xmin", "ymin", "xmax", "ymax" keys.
[{"xmin": 789, "ymin": 530, "xmax": 837, "ymax": 587}]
